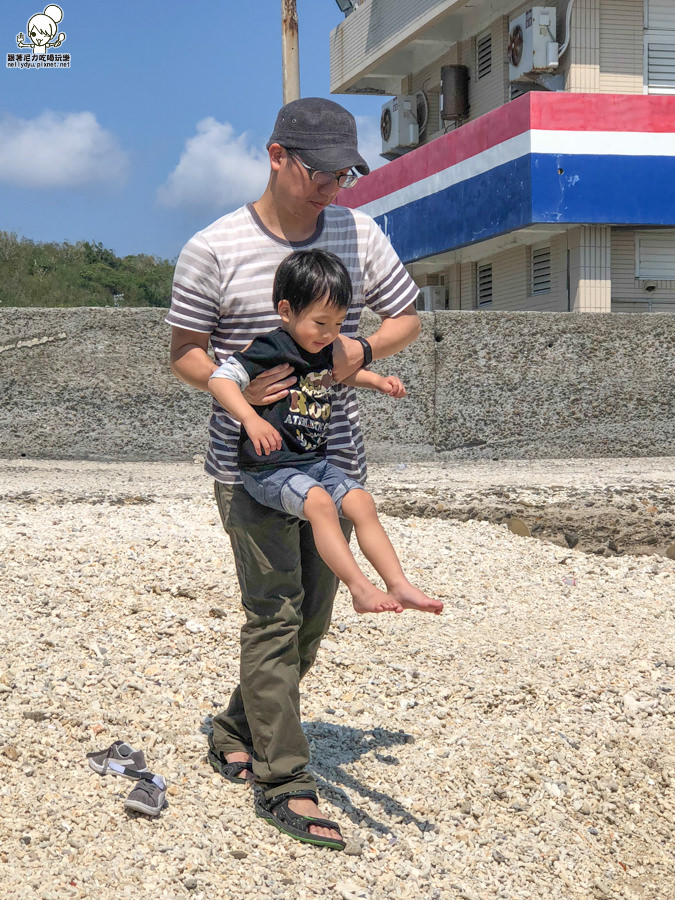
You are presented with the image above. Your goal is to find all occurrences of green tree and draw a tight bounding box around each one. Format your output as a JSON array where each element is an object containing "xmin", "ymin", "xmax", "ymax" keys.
[{"xmin": 0, "ymin": 232, "xmax": 175, "ymax": 308}]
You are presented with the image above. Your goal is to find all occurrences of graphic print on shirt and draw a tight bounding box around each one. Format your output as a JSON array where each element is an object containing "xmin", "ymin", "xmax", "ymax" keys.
[{"xmin": 286, "ymin": 369, "xmax": 333, "ymax": 452}]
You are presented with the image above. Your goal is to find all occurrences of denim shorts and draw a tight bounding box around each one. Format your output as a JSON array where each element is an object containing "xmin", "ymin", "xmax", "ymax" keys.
[{"xmin": 240, "ymin": 460, "xmax": 365, "ymax": 520}]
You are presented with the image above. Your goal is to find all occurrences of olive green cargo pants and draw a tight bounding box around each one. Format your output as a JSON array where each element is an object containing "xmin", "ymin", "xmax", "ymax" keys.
[{"xmin": 210, "ymin": 482, "xmax": 351, "ymax": 801}]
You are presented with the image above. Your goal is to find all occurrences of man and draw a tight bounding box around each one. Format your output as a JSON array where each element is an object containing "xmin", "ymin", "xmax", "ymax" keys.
[{"xmin": 167, "ymin": 97, "xmax": 420, "ymax": 850}]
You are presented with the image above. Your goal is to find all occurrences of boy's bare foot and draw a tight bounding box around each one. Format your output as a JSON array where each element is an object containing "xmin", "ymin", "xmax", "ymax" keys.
[
  {"xmin": 389, "ymin": 584, "xmax": 443, "ymax": 614},
  {"xmin": 224, "ymin": 751, "xmax": 254, "ymax": 782},
  {"xmin": 287, "ymin": 796, "xmax": 343, "ymax": 844},
  {"xmin": 350, "ymin": 582, "xmax": 403, "ymax": 614}
]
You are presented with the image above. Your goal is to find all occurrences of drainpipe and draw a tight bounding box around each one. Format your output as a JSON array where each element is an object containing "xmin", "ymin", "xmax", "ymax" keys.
[
  {"xmin": 558, "ymin": 0, "xmax": 577, "ymax": 57},
  {"xmin": 281, "ymin": 0, "xmax": 300, "ymax": 103}
]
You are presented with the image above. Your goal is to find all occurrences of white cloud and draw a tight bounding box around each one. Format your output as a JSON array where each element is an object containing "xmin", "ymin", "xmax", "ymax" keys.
[
  {"xmin": 157, "ymin": 118, "xmax": 269, "ymax": 211},
  {"xmin": 157, "ymin": 115, "xmax": 388, "ymax": 212},
  {"xmin": 354, "ymin": 115, "xmax": 388, "ymax": 173},
  {"xmin": 0, "ymin": 111, "xmax": 129, "ymax": 189}
]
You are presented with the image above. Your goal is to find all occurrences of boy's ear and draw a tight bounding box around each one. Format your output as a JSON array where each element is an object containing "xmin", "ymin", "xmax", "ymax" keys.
[{"xmin": 277, "ymin": 299, "xmax": 291, "ymax": 321}]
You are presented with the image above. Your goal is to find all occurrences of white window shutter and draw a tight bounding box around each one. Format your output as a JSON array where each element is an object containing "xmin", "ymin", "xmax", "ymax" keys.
[
  {"xmin": 636, "ymin": 231, "xmax": 675, "ymax": 279},
  {"xmin": 647, "ymin": 39, "xmax": 675, "ymax": 94},
  {"xmin": 648, "ymin": 0, "xmax": 675, "ymax": 30},
  {"xmin": 476, "ymin": 32, "xmax": 492, "ymax": 80},
  {"xmin": 532, "ymin": 246, "xmax": 552, "ymax": 294},
  {"xmin": 477, "ymin": 263, "xmax": 493, "ymax": 306}
]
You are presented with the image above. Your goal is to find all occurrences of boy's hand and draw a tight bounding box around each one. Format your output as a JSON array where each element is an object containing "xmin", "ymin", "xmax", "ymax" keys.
[
  {"xmin": 244, "ymin": 417, "xmax": 282, "ymax": 456},
  {"xmin": 378, "ymin": 376, "xmax": 406, "ymax": 398}
]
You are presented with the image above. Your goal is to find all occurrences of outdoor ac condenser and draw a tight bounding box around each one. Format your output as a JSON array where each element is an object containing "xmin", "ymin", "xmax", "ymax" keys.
[
  {"xmin": 380, "ymin": 95, "xmax": 419, "ymax": 157},
  {"xmin": 508, "ymin": 6, "xmax": 559, "ymax": 82},
  {"xmin": 417, "ymin": 286, "xmax": 445, "ymax": 311}
]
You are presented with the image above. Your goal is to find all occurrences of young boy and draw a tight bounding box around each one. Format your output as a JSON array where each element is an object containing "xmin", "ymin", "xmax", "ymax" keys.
[{"xmin": 208, "ymin": 249, "xmax": 442, "ymax": 617}]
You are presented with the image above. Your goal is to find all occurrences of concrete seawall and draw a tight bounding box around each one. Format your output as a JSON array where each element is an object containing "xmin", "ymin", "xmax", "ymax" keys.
[{"xmin": 1, "ymin": 308, "xmax": 674, "ymax": 461}]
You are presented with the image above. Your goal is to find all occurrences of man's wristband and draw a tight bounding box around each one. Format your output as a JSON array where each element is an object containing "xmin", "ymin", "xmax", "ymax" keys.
[{"xmin": 354, "ymin": 336, "xmax": 373, "ymax": 368}]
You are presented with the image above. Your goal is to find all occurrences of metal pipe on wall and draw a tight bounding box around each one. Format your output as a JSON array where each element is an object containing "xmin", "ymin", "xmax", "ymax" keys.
[{"xmin": 281, "ymin": 0, "xmax": 300, "ymax": 103}]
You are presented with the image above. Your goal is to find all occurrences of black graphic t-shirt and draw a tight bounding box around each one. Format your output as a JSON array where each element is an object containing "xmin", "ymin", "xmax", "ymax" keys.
[{"xmin": 232, "ymin": 328, "xmax": 334, "ymax": 471}]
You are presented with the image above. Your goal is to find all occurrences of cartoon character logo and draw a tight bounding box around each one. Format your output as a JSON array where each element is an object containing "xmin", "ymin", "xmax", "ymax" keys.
[
  {"xmin": 301, "ymin": 370, "xmax": 333, "ymax": 397},
  {"xmin": 288, "ymin": 370, "xmax": 332, "ymax": 421},
  {"xmin": 17, "ymin": 5, "xmax": 66, "ymax": 55},
  {"xmin": 285, "ymin": 369, "xmax": 333, "ymax": 452}
]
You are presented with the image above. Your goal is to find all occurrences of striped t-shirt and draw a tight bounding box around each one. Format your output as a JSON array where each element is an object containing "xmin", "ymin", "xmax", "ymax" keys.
[{"xmin": 166, "ymin": 202, "xmax": 419, "ymax": 485}]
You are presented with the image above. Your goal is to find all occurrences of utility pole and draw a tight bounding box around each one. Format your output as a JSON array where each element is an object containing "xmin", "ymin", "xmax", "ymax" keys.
[{"xmin": 281, "ymin": 0, "xmax": 300, "ymax": 103}]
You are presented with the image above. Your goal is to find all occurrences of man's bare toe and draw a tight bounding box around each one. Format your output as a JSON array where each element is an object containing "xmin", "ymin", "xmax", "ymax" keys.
[
  {"xmin": 288, "ymin": 798, "xmax": 342, "ymax": 843},
  {"xmin": 309, "ymin": 824, "xmax": 342, "ymax": 841},
  {"xmin": 225, "ymin": 751, "xmax": 254, "ymax": 781}
]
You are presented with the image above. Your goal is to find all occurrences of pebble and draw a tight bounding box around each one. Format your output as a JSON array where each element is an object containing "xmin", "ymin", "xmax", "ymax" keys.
[
  {"xmin": 1, "ymin": 458, "xmax": 674, "ymax": 899},
  {"xmin": 507, "ymin": 516, "xmax": 531, "ymax": 537},
  {"xmin": 343, "ymin": 840, "xmax": 363, "ymax": 856}
]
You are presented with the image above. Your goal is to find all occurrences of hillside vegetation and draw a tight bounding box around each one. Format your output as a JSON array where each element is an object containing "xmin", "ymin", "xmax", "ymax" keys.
[{"xmin": 0, "ymin": 232, "xmax": 174, "ymax": 308}]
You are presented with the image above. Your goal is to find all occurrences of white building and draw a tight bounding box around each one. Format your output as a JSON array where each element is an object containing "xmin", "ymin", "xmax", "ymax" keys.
[{"xmin": 331, "ymin": 0, "xmax": 675, "ymax": 312}]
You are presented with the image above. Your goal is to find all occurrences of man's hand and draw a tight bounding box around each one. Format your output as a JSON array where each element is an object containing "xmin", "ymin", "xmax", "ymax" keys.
[
  {"xmin": 332, "ymin": 335, "xmax": 366, "ymax": 382},
  {"xmin": 243, "ymin": 364, "xmax": 296, "ymax": 405},
  {"xmin": 377, "ymin": 376, "xmax": 406, "ymax": 398},
  {"xmin": 243, "ymin": 416, "xmax": 283, "ymax": 456}
]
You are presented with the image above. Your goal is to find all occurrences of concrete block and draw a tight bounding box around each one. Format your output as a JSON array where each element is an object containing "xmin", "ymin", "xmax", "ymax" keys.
[{"xmin": 2, "ymin": 307, "xmax": 675, "ymax": 463}]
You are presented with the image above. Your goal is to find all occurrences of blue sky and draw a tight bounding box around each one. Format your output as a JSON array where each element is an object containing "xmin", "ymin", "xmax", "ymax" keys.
[{"xmin": 1, "ymin": 0, "xmax": 386, "ymax": 260}]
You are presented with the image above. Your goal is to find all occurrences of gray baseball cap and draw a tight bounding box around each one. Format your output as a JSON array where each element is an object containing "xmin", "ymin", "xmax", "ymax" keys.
[{"xmin": 267, "ymin": 97, "xmax": 370, "ymax": 176}]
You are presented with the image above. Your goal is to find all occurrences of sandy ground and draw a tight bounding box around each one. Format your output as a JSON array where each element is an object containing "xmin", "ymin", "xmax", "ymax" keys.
[{"xmin": 1, "ymin": 457, "xmax": 675, "ymax": 900}]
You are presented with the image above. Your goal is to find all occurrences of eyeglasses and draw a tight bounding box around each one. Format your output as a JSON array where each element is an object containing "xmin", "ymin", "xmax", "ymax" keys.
[{"xmin": 296, "ymin": 159, "xmax": 359, "ymax": 189}]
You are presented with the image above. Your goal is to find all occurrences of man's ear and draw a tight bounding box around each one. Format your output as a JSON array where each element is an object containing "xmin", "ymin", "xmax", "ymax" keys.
[
  {"xmin": 277, "ymin": 299, "xmax": 291, "ymax": 321},
  {"xmin": 268, "ymin": 143, "xmax": 286, "ymax": 173}
]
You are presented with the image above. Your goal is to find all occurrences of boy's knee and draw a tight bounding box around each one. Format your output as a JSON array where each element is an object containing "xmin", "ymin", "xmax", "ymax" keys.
[
  {"xmin": 342, "ymin": 488, "xmax": 376, "ymax": 516},
  {"xmin": 304, "ymin": 486, "xmax": 337, "ymax": 518}
]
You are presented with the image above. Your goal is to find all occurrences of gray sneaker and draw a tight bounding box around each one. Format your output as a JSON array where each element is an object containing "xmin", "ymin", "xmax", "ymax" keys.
[
  {"xmin": 124, "ymin": 774, "xmax": 167, "ymax": 817},
  {"xmin": 86, "ymin": 741, "xmax": 148, "ymax": 778}
]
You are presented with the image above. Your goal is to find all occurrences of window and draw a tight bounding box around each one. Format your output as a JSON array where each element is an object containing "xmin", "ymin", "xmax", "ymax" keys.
[
  {"xmin": 476, "ymin": 31, "xmax": 492, "ymax": 80},
  {"xmin": 647, "ymin": 0, "xmax": 675, "ymax": 30},
  {"xmin": 477, "ymin": 263, "xmax": 493, "ymax": 306},
  {"xmin": 531, "ymin": 245, "xmax": 552, "ymax": 294},
  {"xmin": 645, "ymin": 0, "xmax": 675, "ymax": 94},
  {"xmin": 646, "ymin": 39, "xmax": 675, "ymax": 93},
  {"xmin": 635, "ymin": 231, "xmax": 675, "ymax": 279}
]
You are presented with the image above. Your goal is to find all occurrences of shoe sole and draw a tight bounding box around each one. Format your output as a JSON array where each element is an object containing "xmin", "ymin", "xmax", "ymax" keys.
[
  {"xmin": 255, "ymin": 797, "xmax": 345, "ymax": 851},
  {"xmin": 88, "ymin": 758, "xmax": 149, "ymax": 778},
  {"xmin": 124, "ymin": 797, "xmax": 165, "ymax": 817}
]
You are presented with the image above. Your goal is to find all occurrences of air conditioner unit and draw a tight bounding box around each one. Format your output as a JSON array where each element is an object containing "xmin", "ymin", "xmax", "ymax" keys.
[
  {"xmin": 417, "ymin": 286, "xmax": 445, "ymax": 311},
  {"xmin": 508, "ymin": 7, "xmax": 559, "ymax": 82},
  {"xmin": 380, "ymin": 95, "xmax": 419, "ymax": 157}
]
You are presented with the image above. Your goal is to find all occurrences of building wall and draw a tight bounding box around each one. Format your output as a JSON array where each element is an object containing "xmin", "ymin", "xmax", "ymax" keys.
[
  {"xmin": 464, "ymin": 16, "xmax": 511, "ymax": 121},
  {"xmin": 565, "ymin": 0, "xmax": 601, "ymax": 91},
  {"xmin": 337, "ymin": 2, "xmax": 675, "ymax": 315},
  {"xmin": 494, "ymin": 234, "xmax": 569, "ymax": 312},
  {"xmin": 459, "ymin": 261, "xmax": 475, "ymax": 310},
  {"xmin": 442, "ymin": 233, "xmax": 568, "ymax": 313},
  {"xmin": 599, "ymin": 0, "xmax": 644, "ymax": 93},
  {"xmin": 428, "ymin": 227, "xmax": 675, "ymax": 314},
  {"xmin": 568, "ymin": 225, "xmax": 611, "ymax": 312},
  {"xmin": 405, "ymin": 0, "xmax": 648, "ymax": 154},
  {"xmin": 330, "ymin": 0, "xmax": 458, "ymax": 94},
  {"xmin": 409, "ymin": 44, "xmax": 458, "ymax": 140}
]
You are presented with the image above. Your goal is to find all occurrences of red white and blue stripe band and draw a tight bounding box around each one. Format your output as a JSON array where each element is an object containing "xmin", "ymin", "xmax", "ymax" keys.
[{"xmin": 337, "ymin": 93, "xmax": 675, "ymax": 265}]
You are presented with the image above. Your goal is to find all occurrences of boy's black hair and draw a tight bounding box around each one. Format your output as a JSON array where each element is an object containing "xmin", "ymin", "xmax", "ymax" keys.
[{"xmin": 273, "ymin": 249, "xmax": 352, "ymax": 315}]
